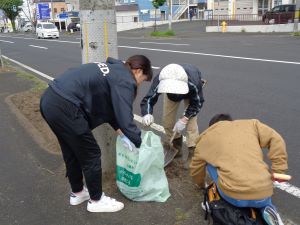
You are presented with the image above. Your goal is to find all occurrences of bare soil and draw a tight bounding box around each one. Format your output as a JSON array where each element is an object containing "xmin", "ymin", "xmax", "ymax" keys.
[
  {"xmin": 10, "ymin": 90, "xmax": 61, "ymax": 154},
  {"xmin": 9, "ymin": 88, "xmax": 191, "ymax": 179}
]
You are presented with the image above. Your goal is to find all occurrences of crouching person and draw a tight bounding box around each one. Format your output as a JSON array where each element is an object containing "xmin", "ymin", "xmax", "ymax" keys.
[{"xmin": 190, "ymin": 114, "xmax": 289, "ymax": 225}]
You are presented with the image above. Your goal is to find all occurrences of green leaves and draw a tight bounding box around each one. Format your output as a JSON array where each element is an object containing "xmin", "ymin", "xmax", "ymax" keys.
[
  {"xmin": 152, "ymin": 0, "xmax": 166, "ymax": 9},
  {"xmin": 0, "ymin": 0, "xmax": 23, "ymax": 31},
  {"xmin": 0, "ymin": 0, "xmax": 23, "ymax": 17}
]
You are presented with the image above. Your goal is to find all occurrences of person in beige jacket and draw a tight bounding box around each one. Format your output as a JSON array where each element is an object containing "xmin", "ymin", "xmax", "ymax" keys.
[{"xmin": 190, "ymin": 113, "xmax": 288, "ymax": 225}]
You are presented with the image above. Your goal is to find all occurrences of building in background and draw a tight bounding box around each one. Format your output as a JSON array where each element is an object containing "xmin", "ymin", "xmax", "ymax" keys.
[{"xmin": 206, "ymin": 0, "xmax": 296, "ymax": 16}]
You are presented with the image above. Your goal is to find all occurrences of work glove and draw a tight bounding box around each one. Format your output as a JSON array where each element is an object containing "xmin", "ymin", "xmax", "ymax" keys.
[
  {"xmin": 120, "ymin": 134, "xmax": 135, "ymax": 152},
  {"xmin": 142, "ymin": 114, "xmax": 154, "ymax": 126},
  {"xmin": 173, "ymin": 119, "xmax": 187, "ymax": 133}
]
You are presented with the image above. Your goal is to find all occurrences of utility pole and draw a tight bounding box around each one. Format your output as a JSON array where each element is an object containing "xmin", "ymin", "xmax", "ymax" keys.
[
  {"xmin": 294, "ymin": 0, "xmax": 300, "ymax": 32},
  {"xmin": 26, "ymin": 0, "xmax": 33, "ymax": 30},
  {"xmin": 168, "ymin": 0, "xmax": 172, "ymax": 30},
  {"xmin": 79, "ymin": 0, "xmax": 118, "ymax": 174}
]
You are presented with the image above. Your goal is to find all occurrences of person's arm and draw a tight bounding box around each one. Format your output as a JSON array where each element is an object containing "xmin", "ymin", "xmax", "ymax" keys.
[
  {"xmin": 183, "ymin": 80, "xmax": 204, "ymax": 119},
  {"xmin": 110, "ymin": 81, "xmax": 142, "ymax": 148},
  {"xmin": 190, "ymin": 138, "xmax": 207, "ymax": 188},
  {"xmin": 140, "ymin": 75, "xmax": 160, "ymax": 116},
  {"xmin": 255, "ymin": 119, "xmax": 288, "ymax": 174}
]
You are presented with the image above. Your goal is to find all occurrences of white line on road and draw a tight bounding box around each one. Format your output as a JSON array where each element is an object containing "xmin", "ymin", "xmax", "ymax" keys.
[
  {"xmin": 0, "ymin": 39, "xmax": 14, "ymax": 43},
  {"xmin": 3, "ymin": 54, "xmax": 300, "ymax": 199},
  {"xmin": 2, "ymin": 55, "xmax": 54, "ymax": 81},
  {"xmin": 274, "ymin": 182, "xmax": 300, "ymax": 198},
  {"xmin": 2, "ymin": 35, "xmax": 300, "ymax": 65},
  {"xmin": 140, "ymin": 41, "xmax": 190, "ymax": 46},
  {"xmin": 0, "ymin": 35, "xmax": 78, "ymax": 44},
  {"xmin": 119, "ymin": 45, "xmax": 300, "ymax": 65},
  {"xmin": 29, "ymin": 45, "xmax": 48, "ymax": 49}
]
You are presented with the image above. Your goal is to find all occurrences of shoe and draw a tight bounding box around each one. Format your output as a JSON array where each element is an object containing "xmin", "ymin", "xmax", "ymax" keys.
[
  {"xmin": 87, "ymin": 193, "xmax": 124, "ymax": 212},
  {"xmin": 263, "ymin": 206, "xmax": 284, "ymax": 225},
  {"xmin": 70, "ymin": 186, "xmax": 90, "ymax": 206}
]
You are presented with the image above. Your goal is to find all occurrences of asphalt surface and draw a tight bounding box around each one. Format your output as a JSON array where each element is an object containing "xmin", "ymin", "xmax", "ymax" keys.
[
  {"xmin": 0, "ymin": 21, "xmax": 300, "ymax": 224},
  {"xmin": 0, "ymin": 72, "xmax": 208, "ymax": 225}
]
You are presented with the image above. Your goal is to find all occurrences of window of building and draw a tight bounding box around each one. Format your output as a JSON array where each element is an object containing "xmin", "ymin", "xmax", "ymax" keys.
[
  {"xmin": 274, "ymin": 0, "xmax": 282, "ymax": 6},
  {"xmin": 54, "ymin": 8, "xmax": 57, "ymax": 13},
  {"xmin": 61, "ymin": 8, "xmax": 65, "ymax": 12}
]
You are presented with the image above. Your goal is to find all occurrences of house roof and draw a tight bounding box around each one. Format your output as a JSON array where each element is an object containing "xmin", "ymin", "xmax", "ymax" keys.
[{"xmin": 115, "ymin": 4, "xmax": 139, "ymax": 12}]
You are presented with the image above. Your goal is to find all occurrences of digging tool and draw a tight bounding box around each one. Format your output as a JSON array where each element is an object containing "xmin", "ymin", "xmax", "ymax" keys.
[{"xmin": 163, "ymin": 132, "xmax": 179, "ymax": 167}]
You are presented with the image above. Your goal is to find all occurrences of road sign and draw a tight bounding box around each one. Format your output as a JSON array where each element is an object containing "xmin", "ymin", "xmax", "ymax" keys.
[
  {"xmin": 36, "ymin": 3, "xmax": 50, "ymax": 20},
  {"xmin": 59, "ymin": 13, "xmax": 68, "ymax": 19}
]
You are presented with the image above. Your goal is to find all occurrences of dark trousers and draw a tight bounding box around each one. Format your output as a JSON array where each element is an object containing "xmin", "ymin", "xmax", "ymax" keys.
[{"xmin": 40, "ymin": 87, "xmax": 102, "ymax": 200}]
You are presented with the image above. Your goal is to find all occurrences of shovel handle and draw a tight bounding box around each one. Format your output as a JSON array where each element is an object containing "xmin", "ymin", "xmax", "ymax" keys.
[{"xmin": 169, "ymin": 132, "xmax": 177, "ymax": 145}]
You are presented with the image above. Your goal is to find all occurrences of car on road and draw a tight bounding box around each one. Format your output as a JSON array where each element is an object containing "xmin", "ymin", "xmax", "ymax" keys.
[
  {"xmin": 262, "ymin": 4, "xmax": 296, "ymax": 24},
  {"xmin": 22, "ymin": 23, "xmax": 33, "ymax": 32},
  {"xmin": 36, "ymin": 22, "xmax": 59, "ymax": 39}
]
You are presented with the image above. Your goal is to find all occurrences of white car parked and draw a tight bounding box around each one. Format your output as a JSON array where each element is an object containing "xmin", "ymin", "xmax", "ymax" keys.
[
  {"xmin": 22, "ymin": 23, "xmax": 32, "ymax": 32},
  {"xmin": 36, "ymin": 22, "xmax": 59, "ymax": 39}
]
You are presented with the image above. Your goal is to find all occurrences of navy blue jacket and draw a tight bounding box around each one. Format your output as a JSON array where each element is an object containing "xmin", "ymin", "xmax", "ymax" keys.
[
  {"xmin": 49, "ymin": 57, "xmax": 142, "ymax": 147},
  {"xmin": 140, "ymin": 64, "xmax": 204, "ymax": 119}
]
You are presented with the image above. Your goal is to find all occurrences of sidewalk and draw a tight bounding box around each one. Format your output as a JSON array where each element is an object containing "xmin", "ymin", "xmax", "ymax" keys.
[{"xmin": 0, "ymin": 68, "xmax": 206, "ymax": 225}]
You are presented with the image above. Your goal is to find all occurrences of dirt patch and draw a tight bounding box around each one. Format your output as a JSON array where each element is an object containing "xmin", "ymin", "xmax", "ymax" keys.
[
  {"xmin": 9, "ymin": 87, "xmax": 191, "ymax": 178},
  {"xmin": 0, "ymin": 66, "xmax": 15, "ymax": 73},
  {"xmin": 10, "ymin": 89, "xmax": 60, "ymax": 154},
  {"xmin": 4, "ymin": 70, "xmax": 204, "ymax": 224}
]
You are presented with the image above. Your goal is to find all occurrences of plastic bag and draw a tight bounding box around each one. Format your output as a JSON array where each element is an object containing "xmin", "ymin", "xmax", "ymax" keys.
[{"xmin": 116, "ymin": 131, "xmax": 171, "ymax": 202}]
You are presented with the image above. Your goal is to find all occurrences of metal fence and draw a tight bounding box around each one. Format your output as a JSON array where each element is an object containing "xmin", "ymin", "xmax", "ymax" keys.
[{"xmin": 203, "ymin": 14, "xmax": 264, "ymax": 26}]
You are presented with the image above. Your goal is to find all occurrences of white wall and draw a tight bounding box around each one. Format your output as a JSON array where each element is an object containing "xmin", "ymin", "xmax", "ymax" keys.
[
  {"xmin": 116, "ymin": 11, "xmax": 139, "ymax": 23},
  {"xmin": 206, "ymin": 23, "xmax": 300, "ymax": 32}
]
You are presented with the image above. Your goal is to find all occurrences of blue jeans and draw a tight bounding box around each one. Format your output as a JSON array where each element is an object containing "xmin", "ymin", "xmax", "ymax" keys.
[{"xmin": 207, "ymin": 164, "xmax": 275, "ymax": 210}]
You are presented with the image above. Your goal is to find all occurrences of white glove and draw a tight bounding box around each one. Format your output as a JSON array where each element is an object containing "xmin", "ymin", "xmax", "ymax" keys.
[
  {"xmin": 142, "ymin": 114, "xmax": 154, "ymax": 126},
  {"xmin": 120, "ymin": 135, "xmax": 135, "ymax": 151},
  {"xmin": 173, "ymin": 119, "xmax": 187, "ymax": 133}
]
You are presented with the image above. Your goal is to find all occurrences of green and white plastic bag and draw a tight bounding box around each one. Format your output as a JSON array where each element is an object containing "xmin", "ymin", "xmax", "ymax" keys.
[{"xmin": 116, "ymin": 131, "xmax": 171, "ymax": 202}]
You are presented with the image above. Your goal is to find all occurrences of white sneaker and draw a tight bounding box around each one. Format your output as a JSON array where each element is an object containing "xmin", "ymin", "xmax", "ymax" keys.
[
  {"xmin": 70, "ymin": 186, "xmax": 90, "ymax": 206},
  {"xmin": 87, "ymin": 193, "xmax": 124, "ymax": 213}
]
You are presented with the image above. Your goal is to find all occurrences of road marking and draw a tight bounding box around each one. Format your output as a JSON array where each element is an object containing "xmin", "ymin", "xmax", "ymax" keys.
[
  {"xmin": 29, "ymin": 45, "xmax": 48, "ymax": 49},
  {"xmin": 274, "ymin": 182, "xmax": 300, "ymax": 198},
  {"xmin": 0, "ymin": 40, "xmax": 14, "ymax": 43},
  {"xmin": 140, "ymin": 41, "xmax": 190, "ymax": 46},
  {"xmin": 119, "ymin": 45, "xmax": 300, "ymax": 65},
  {"xmin": 3, "ymin": 54, "xmax": 300, "ymax": 199},
  {"xmin": 2, "ymin": 35, "xmax": 300, "ymax": 65},
  {"xmin": 0, "ymin": 35, "xmax": 78, "ymax": 44},
  {"xmin": 2, "ymin": 55, "xmax": 54, "ymax": 81}
]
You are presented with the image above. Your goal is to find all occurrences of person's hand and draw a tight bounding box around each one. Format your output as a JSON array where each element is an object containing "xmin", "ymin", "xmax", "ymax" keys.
[
  {"xmin": 120, "ymin": 135, "xmax": 135, "ymax": 151},
  {"xmin": 173, "ymin": 118, "xmax": 188, "ymax": 133},
  {"xmin": 142, "ymin": 114, "xmax": 154, "ymax": 126}
]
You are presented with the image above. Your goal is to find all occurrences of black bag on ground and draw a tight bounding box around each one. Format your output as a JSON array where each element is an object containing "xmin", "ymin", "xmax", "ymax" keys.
[{"xmin": 203, "ymin": 183, "xmax": 266, "ymax": 225}]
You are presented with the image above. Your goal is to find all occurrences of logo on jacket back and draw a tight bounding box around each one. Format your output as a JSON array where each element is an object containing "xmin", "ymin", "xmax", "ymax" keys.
[{"xmin": 97, "ymin": 63, "xmax": 110, "ymax": 76}]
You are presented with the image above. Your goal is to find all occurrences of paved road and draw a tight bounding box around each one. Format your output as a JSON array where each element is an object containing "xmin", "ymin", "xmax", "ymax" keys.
[{"xmin": 1, "ymin": 28, "xmax": 300, "ymax": 223}]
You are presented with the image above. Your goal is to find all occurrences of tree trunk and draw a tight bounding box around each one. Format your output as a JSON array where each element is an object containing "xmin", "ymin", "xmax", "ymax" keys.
[{"xmin": 9, "ymin": 17, "xmax": 16, "ymax": 32}]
